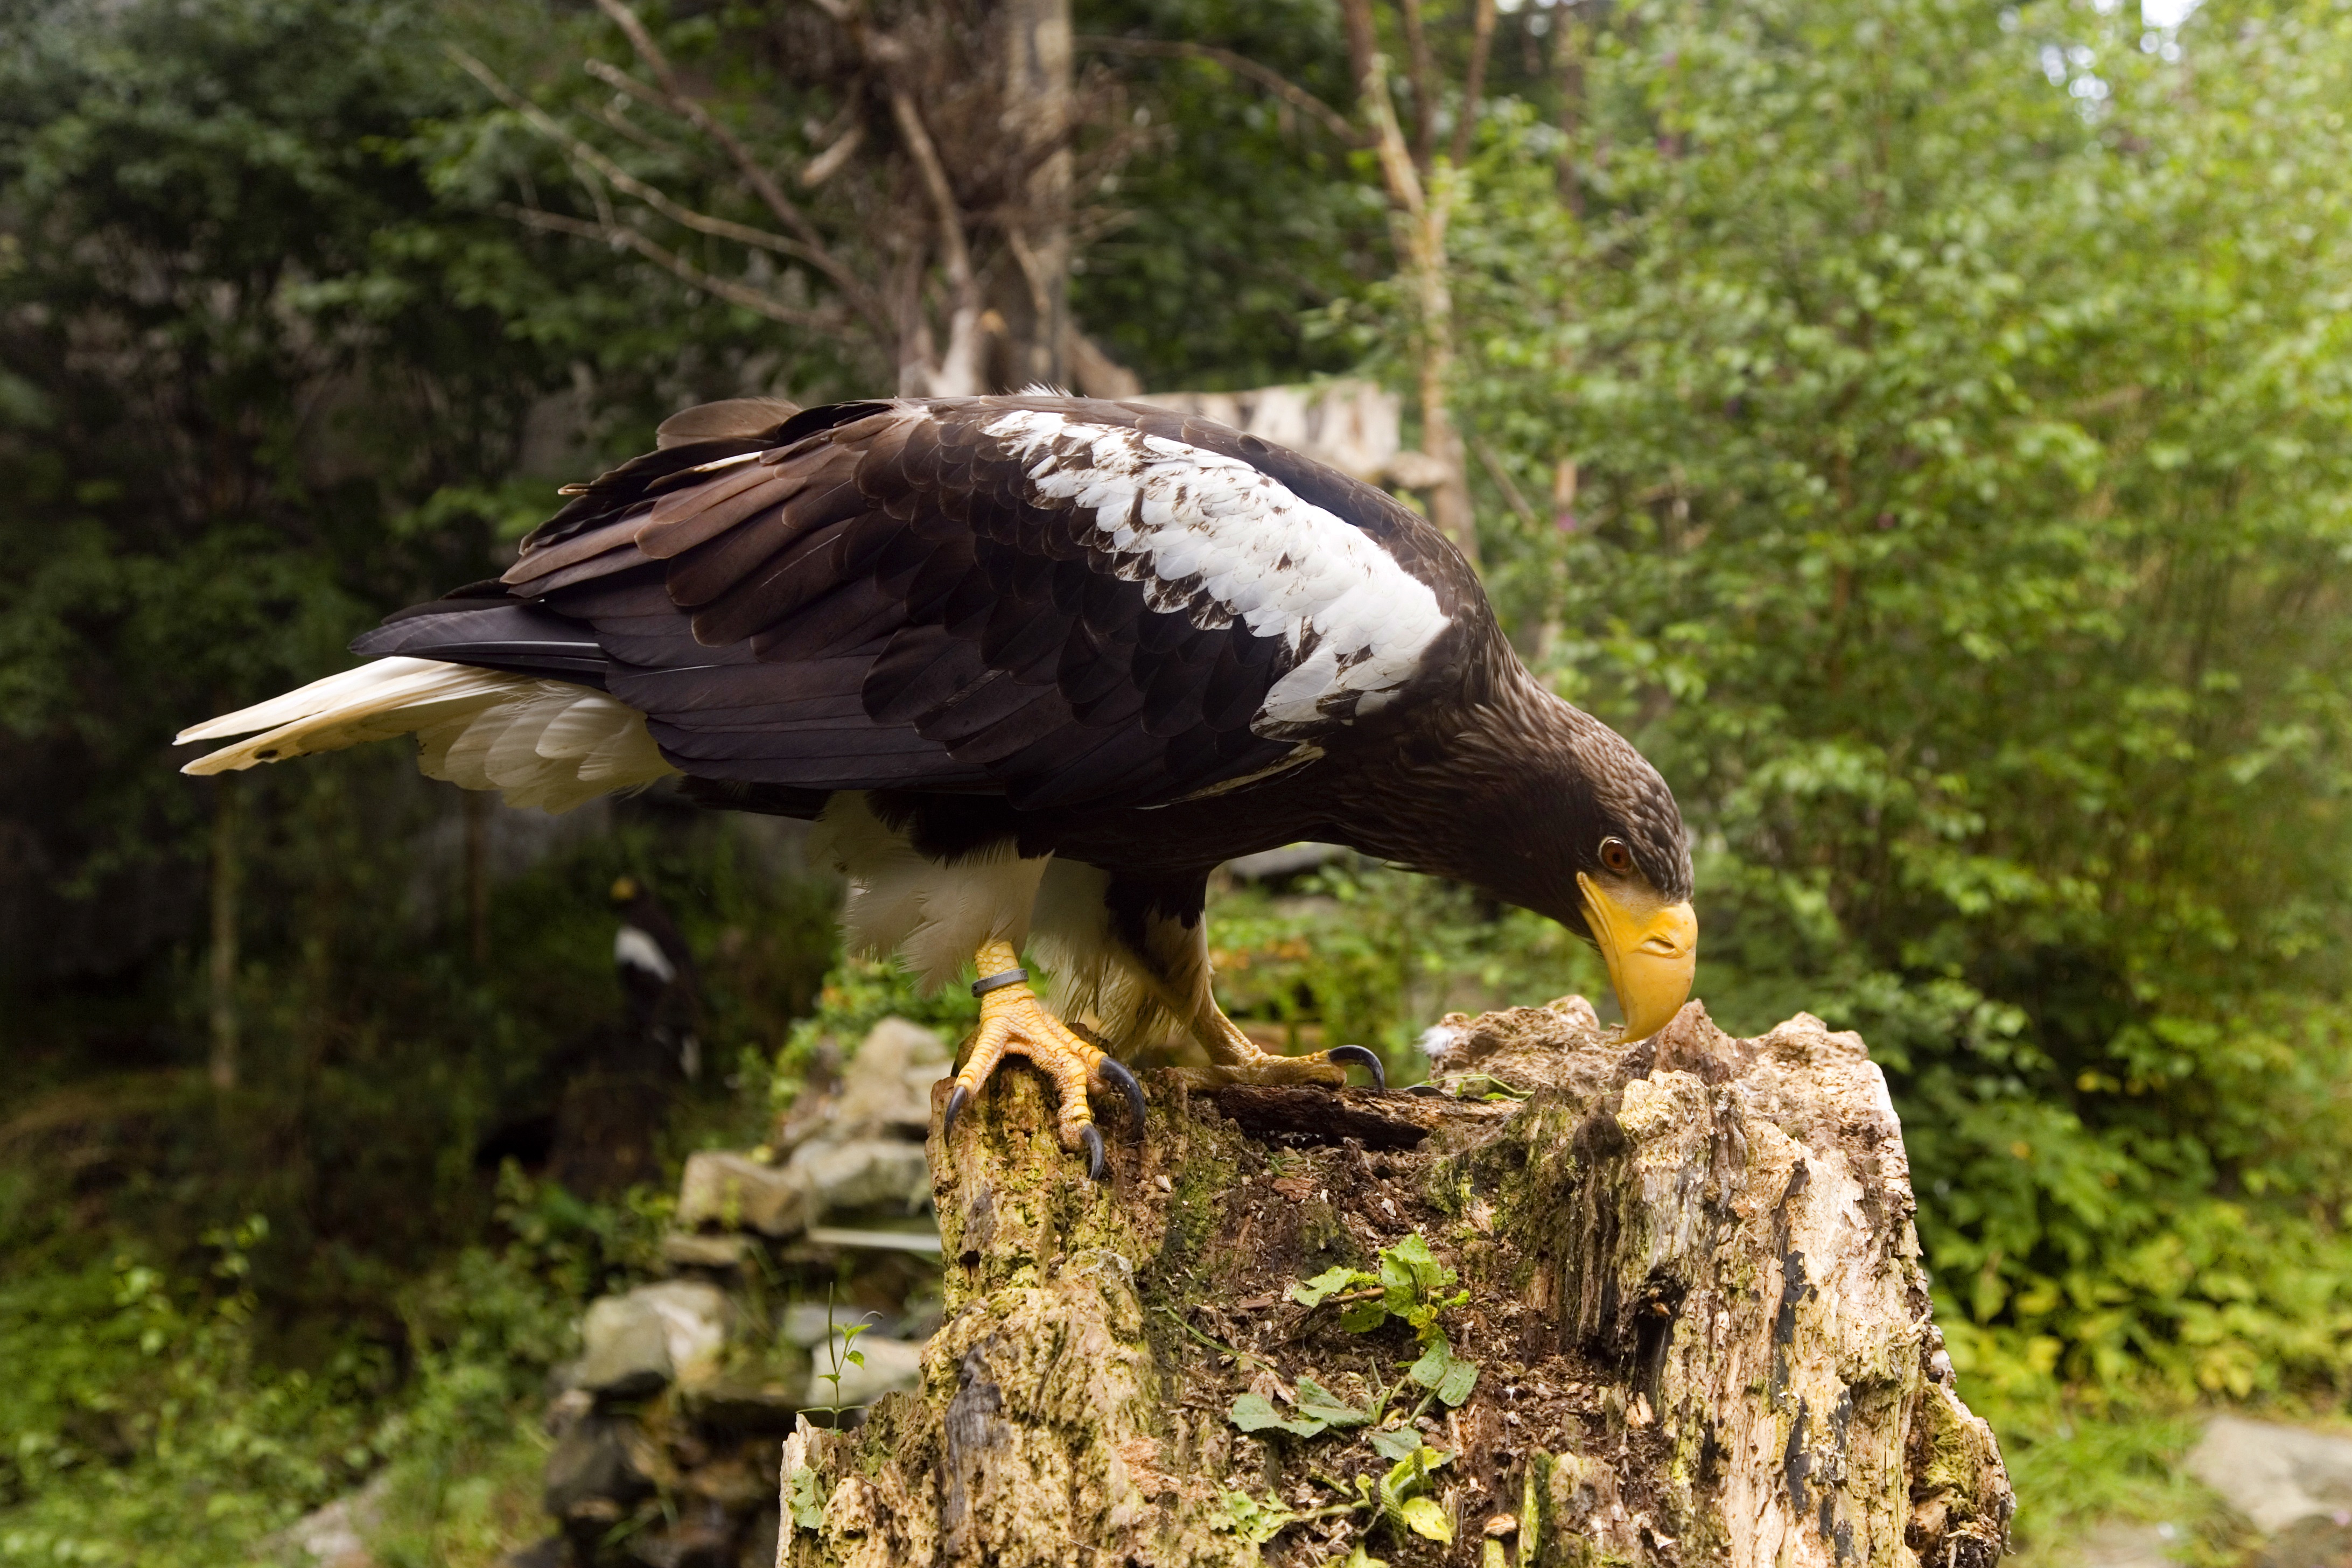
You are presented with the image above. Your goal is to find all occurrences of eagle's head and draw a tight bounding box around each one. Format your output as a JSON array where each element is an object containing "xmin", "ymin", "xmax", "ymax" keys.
[
  {"xmin": 1432, "ymin": 682, "xmax": 1697, "ymax": 1041},
  {"xmin": 1566, "ymin": 722, "xmax": 1697, "ymax": 1041}
]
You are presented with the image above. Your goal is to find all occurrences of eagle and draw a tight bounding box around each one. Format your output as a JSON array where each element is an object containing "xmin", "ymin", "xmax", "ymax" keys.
[{"xmin": 178, "ymin": 394, "xmax": 1696, "ymax": 1177}]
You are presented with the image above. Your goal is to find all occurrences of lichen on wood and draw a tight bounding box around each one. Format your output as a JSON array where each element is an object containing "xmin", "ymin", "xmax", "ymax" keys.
[{"xmin": 780, "ymin": 998, "xmax": 2013, "ymax": 1567}]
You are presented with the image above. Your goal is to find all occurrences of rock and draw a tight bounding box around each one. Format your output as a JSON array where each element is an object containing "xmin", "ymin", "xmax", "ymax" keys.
[
  {"xmin": 269, "ymin": 1473, "xmax": 390, "ymax": 1567},
  {"xmin": 801, "ymin": 1332, "xmax": 923, "ymax": 1408},
  {"xmin": 543, "ymin": 1413, "xmax": 656, "ymax": 1520},
  {"xmin": 635, "ymin": 1280, "xmax": 733, "ymax": 1379},
  {"xmin": 2257, "ymin": 1514, "xmax": 2352, "ymax": 1568},
  {"xmin": 2074, "ymin": 1520, "xmax": 2182, "ymax": 1567},
  {"xmin": 780, "ymin": 1303, "xmax": 888, "ymax": 1348},
  {"xmin": 677, "ymin": 1375, "xmax": 808, "ymax": 1434},
  {"xmin": 2189, "ymin": 1416, "xmax": 2352, "ymax": 1534},
  {"xmin": 661, "ymin": 1231, "xmax": 758, "ymax": 1271},
  {"xmin": 543, "ymin": 1387, "xmax": 594, "ymax": 1439},
  {"xmin": 577, "ymin": 1296, "xmax": 675, "ymax": 1398},
  {"xmin": 786, "ymin": 1137, "xmax": 932, "ymax": 1217},
  {"xmin": 623, "ymin": 1498, "xmax": 737, "ymax": 1568},
  {"xmin": 830, "ymin": 1017, "xmax": 952, "ymax": 1138},
  {"xmin": 676, "ymin": 1150, "xmax": 811, "ymax": 1238},
  {"xmin": 578, "ymin": 1281, "xmax": 733, "ymax": 1397}
]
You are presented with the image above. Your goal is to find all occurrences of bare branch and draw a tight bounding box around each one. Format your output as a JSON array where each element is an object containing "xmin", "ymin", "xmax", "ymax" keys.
[
  {"xmin": 799, "ymin": 122, "xmax": 865, "ymax": 187},
  {"xmin": 1074, "ymin": 35, "xmax": 1363, "ymax": 146},
  {"xmin": 1472, "ymin": 436, "xmax": 1538, "ymax": 527},
  {"xmin": 451, "ymin": 49, "xmax": 857, "ymax": 282},
  {"xmin": 1397, "ymin": 0, "xmax": 1437, "ymax": 170},
  {"xmin": 1451, "ymin": 0, "xmax": 1498, "ymax": 170},
  {"xmin": 1339, "ymin": 0, "xmax": 1378, "ymax": 109},
  {"xmin": 452, "ymin": 43, "xmax": 892, "ymax": 339},
  {"xmin": 886, "ymin": 88, "xmax": 986, "ymax": 395},
  {"xmin": 590, "ymin": 0, "xmax": 835, "ymax": 260},
  {"xmin": 583, "ymin": 56, "xmax": 676, "ymax": 115},
  {"xmin": 500, "ymin": 205, "xmax": 835, "ymax": 331},
  {"xmin": 887, "ymin": 90, "xmax": 976, "ymax": 298},
  {"xmin": 590, "ymin": 97, "xmax": 692, "ymax": 162},
  {"xmin": 1355, "ymin": 51, "xmax": 1427, "ymax": 220}
]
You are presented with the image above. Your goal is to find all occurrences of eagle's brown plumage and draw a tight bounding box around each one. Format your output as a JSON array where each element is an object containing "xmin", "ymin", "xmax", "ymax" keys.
[{"xmin": 180, "ymin": 394, "xmax": 1696, "ymax": 1173}]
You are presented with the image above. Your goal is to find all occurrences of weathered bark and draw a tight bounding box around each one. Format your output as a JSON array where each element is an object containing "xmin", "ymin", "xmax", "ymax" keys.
[{"xmin": 780, "ymin": 999, "xmax": 2011, "ymax": 1567}]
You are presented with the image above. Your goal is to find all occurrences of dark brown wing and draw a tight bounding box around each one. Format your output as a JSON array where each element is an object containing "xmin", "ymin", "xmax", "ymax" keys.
[{"xmin": 356, "ymin": 395, "xmax": 1485, "ymax": 814}]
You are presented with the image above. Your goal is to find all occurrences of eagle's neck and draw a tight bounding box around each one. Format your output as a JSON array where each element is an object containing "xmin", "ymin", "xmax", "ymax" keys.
[{"xmin": 1334, "ymin": 665, "xmax": 1625, "ymax": 929}]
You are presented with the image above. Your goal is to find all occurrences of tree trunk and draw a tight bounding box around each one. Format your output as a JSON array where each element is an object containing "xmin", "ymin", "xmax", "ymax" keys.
[
  {"xmin": 779, "ymin": 999, "xmax": 2013, "ymax": 1567},
  {"xmin": 997, "ymin": 0, "xmax": 1072, "ymax": 390},
  {"xmin": 207, "ymin": 774, "xmax": 241, "ymax": 1092},
  {"xmin": 465, "ymin": 786, "xmax": 491, "ymax": 967}
]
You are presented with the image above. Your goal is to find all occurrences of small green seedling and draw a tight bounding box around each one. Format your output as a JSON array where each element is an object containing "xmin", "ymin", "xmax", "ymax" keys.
[
  {"xmin": 811, "ymin": 1283, "xmax": 870, "ymax": 1428},
  {"xmin": 1287, "ymin": 1231, "xmax": 1482, "ymax": 1411},
  {"xmin": 1290, "ymin": 1233, "xmax": 1469, "ymax": 1349}
]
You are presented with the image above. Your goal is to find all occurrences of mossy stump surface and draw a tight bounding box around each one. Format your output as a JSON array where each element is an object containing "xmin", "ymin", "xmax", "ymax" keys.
[{"xmin": 779, "ymin": 998, "xmax": 2012, "ymax": 1567}]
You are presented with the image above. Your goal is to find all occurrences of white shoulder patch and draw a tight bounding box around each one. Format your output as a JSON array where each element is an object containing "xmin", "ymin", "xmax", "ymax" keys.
[{"xmin": 982, "ymin": 409, "xmax": 1450, "ymax": 734}]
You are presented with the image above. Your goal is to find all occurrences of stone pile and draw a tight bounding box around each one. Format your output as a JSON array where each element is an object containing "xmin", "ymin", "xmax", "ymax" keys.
[{"xmin": 515, "ymin": 1016, "xmax": 951, "ymax": 1568}]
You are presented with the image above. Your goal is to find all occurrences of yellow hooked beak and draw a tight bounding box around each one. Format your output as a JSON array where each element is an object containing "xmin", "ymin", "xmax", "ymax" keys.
[{"xmin": 1577, "ymin": 872, "xmax": 1698, "ymax": 1042}]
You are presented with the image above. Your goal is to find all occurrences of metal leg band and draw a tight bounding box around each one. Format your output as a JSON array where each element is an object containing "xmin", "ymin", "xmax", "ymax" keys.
[{"xmin": 971, "ymin": 966, "xmax": 1030, "ymax": 998}]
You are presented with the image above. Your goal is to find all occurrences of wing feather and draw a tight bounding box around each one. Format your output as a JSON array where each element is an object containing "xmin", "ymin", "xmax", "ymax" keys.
[{"xmin": 309, "ymin": 394, "xmax": 1475, "ymax": 813}]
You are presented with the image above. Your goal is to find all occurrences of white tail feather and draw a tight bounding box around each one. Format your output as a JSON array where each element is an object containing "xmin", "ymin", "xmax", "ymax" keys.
[{"xmin": 178, "ymin": 657, "xmax": 676, "ymax": 814}]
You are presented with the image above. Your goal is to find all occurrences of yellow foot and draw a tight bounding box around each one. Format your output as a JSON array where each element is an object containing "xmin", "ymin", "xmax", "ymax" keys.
[
  {"xmin": 1179, "ymin": 1013, "xmax": 1387, "ymax": 1091},
  {"xmin": 941, "ymin": 941, "xmax": 1147, "ymax": 1181}
]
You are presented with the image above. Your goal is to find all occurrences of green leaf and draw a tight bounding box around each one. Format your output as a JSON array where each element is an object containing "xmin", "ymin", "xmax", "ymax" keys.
[
  {"xmin": 1289, "ymin": 1265, "xmax": 1370, "ymax": 1308},
  {"xmin": 1408, "ymin": 1339, "xmax": 1481, "ymax": 1407},
  {"xmin": 1293, "ymin": 1375, "xmax": 1373, "ymax": 1429},
  {"xmin": 1338, "ymin": 1299, "xmax": 1391, "ymax": 1334},
  {"xmin": 787, "ymin": 1464, "xmax": 825, "ymax": 1531},
  {"xmin": 1397, "ymin": 1496, "xmax": 1453, "ymax": 1543},
  {"xmin": 1215, "ymin": 1488, "xmax": 1299, "ymax": 1545},
  {"xmin": 1369, "ymin": 1424, "xmax": 1425, "ymax": 1462},
  {"xmin": 1228, "ymin": 1391, "xmax": 1325, "ymax": 1438}
]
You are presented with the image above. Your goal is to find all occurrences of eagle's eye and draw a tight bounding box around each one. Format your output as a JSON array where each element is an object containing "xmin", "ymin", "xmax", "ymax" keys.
[{"xmin": 1598, "ymin": 837, "xmax": 1636, "ymax": 876}]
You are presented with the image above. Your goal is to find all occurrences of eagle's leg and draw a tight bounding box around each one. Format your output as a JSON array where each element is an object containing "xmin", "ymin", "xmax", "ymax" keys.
[
  {"xmin": 942, "ymin": 940, "xmax": 1147, "ymax": 1180},
  {"xmin": 1180, "ymin": 1006, "xmax": 1387, "ymax": 1092}
]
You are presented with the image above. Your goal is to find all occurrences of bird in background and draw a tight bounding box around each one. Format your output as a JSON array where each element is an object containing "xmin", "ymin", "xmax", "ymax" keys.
[
  {"xmin": 177, "ymin": 393, "xmax": 1697, "ymax": 1178},
  {"xmin": 610, "ymin": 874, "xmax": 703, "ymax": 1082}
]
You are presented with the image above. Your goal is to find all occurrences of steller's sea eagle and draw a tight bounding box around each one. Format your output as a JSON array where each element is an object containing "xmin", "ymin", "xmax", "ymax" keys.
[{"xmin": 178, "ymin": 395, "xmax": 1696, "ymax": 1177}]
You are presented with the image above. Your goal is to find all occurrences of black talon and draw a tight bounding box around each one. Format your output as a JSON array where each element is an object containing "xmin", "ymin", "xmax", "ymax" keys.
[
  {"xmin": 1097, "ymin": 1056, "xmax": 1148, "ymax": 1139},
  {"xmin": 1081, "ymin": 1123, "xmax": 1106, "ymax": 1181},
  {"xmin": 943, "ymin": 1083, "xmax": 971, "ymax": 1138},
  {"xmin": 1328, "ymin": 1044, "xmax": 1386, "ymax": 1091}
]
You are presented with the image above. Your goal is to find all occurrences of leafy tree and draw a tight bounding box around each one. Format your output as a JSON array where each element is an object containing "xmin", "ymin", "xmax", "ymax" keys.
[{"xmin": 1447, "ymin": 0, "xmax": 2352, "ymax": 1405}]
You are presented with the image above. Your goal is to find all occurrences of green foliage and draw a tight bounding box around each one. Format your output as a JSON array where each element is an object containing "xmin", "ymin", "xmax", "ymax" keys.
[
  {"xmin": 808, "ymin": 1284, "xmax": 871, "ymax": 1427},
  {"xmin": 1437, "ymin": 0, "xmax": 2352, "ymax": 1415},
  {"xmin": 785, "ymin": 1460, "xmax": 826, "ymax": 1534},
  {"xmin": 1235, "ymin": 1232, "xmax": 1481, "ymax": 1459},
  {"xmin": 1210, "ymin": 858, "xmax": 1612, "ymax": 1080},
  {"xmin": 0, "ymin": 1166, "xmax": 649, "ymax": 1567},
  {"xmin": 1290, "ymin": 1233, "xmax": 1472, "ymax": 1363}
]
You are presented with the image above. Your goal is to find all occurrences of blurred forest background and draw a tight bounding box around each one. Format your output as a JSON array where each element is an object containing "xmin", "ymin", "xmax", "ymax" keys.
[{"xmin": 4, "ymin": 0, "xmax": 2351, "ymax": 1559}]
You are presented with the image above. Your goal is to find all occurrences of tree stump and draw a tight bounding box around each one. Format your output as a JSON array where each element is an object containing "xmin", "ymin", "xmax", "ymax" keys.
[{"xmin": 779, "ymin": 998, "xmax": 2013, "ymax": 1567}]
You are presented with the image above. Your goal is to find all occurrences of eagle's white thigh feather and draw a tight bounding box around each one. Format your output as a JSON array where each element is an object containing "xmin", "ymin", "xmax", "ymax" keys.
[
  {"xmin": 1030, "ymin": 860, "xmax": 1213, "ymax": 1056},
  {"xmin": 175, "ymin": 656, "xmax": 676, "ymax": 813},
  {"xmin": 816, "ymin": 794, "xmax": 1053, "ymax": 991}
]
